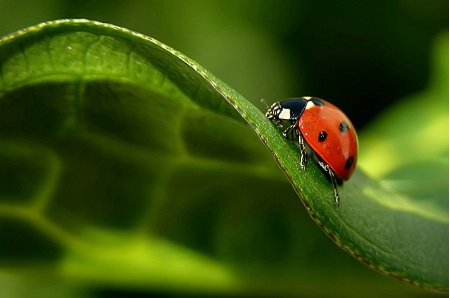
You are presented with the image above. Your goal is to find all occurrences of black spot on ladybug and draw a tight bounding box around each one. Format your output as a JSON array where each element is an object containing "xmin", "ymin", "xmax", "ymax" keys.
[
  {"xmin": 339, "ymin": 121, "xmax": 349, "ymax": 133},
  {"xmin": 318, "ymin": 131, "xmax": 327, "ymax": 142},
  {"xmin": 311, "ymin": 99, "xmax": 324, "ymax": 107},
  {"xmin": 345, "ymin": 157, "xmax": 354, "ymax": 169}
]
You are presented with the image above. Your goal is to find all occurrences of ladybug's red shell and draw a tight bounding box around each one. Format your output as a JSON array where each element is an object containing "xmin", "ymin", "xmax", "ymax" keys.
[{"xmin": 299, "ymin": 100, "xmax": 358, "ymax": 181}]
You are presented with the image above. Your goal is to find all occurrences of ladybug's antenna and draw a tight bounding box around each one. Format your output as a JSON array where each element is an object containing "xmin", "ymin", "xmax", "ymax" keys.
[{"xmin": 261, "ymin": 99, "xmax": 270, "ymax": 109}]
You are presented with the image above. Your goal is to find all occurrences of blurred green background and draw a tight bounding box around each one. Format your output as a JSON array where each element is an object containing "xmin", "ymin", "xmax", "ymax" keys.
[
  {"xmin": 0, "ymin": 1, "xmax": 448, "ymax": 297},
  {"xmin": 1, "ymin": 0, "xmax": 448, "ymax": 130}
]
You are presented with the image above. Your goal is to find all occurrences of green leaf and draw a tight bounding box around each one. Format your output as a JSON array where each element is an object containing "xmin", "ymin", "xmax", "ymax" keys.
[{"xmin": 0, "ymin": 19, "xmax": 447, "ymax": 296}]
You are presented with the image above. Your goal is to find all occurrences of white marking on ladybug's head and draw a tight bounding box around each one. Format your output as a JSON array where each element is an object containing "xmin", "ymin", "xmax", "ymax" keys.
[
  {"xmin": 303, "ymin": 96, "xmax": 313, "ymax": 100},
  {"xmin": 305, "ymin": 100, "xmax": 316, "ymax": 110},
  {"xmin": 279, "ymin": 108, "xmax": 291, "ymax": 120}
]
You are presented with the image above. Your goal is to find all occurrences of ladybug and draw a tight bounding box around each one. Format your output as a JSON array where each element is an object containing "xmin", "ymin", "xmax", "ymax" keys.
[{"xmin": 265, "ymin": 96, "xmax": 358, "ymax": 207}]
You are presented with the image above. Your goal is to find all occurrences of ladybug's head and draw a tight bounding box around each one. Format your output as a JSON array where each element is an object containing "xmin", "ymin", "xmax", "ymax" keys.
[
  {"xmin": 265, "ymin": 98, "xmax": 309, "ymax": 127},
  {"xmin": 265, "ymin": 102, "xmax": 284, "ymax": 128}
]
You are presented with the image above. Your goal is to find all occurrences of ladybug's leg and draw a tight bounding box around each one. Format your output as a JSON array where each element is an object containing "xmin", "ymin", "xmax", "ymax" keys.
[
  {"xmin": 281, "ymin": 125, "xmax": 306, "ymax": 170},
  {"xmin": 318, "ymin": 160, "xmax": 340, "ymax": 207},
  {"xmin": 298, "ymin": 132, "xmax": 307, "ymax": 170},
  {"xmin": 281, "ymin": 124, "xmax": 297, "ymax": 139}
]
